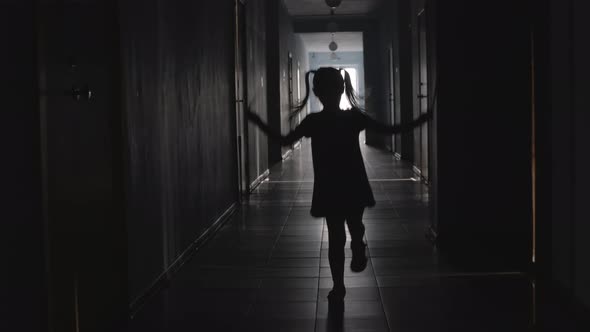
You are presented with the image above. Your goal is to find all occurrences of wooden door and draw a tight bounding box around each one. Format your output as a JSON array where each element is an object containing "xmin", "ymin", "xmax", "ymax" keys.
[{"xmin": 38, "ymin": 1, "xmax": 127, "ymax": 330}]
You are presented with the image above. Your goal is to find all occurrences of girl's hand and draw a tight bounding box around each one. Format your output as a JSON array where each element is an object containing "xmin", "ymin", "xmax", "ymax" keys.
[
  {"xmin": 417, "ymin": 111, "xmax": 432, "ymax": 124},
  {"xmin": 245, "ymin": 107, "xmax": 306, "ymax": 146},
  {"xmin": 246, "ymin": 108, "xmax": 263, "ymax": 124}
]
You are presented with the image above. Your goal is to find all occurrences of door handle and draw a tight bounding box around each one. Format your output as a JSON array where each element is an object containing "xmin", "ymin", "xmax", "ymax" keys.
[
  {"xmin": 40, "ymin": 84, "xmax": 93, "ymax": 101},
  {"xmin": 71, "ymin": 85, "xmax": 92, "ymax": 101}
]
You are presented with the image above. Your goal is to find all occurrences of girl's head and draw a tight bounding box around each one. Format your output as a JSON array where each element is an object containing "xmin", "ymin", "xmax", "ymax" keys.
[
  {"xmin": 312, "ymin": 67, "xmax": 345, "ymax": 106},
  {"xmin": 291, "ymin": 67, "xmax": 362, "ymax": 118}
]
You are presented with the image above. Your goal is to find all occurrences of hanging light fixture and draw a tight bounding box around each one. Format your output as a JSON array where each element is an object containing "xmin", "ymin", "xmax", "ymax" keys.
[
  {"xmin": 329, "ymin": 41, "xmax": 338, "ymax": 51},
  {"xmin": 326, "ymin": 1, "xmax": 340, "ymax": 56},
  {"xmin": 327, "ymin": 21, "xmax": 338, "ymax": 33},
  {"xmin": 325, "ymin": 0, "xmax": 342, "ymax": 9},
  {"xmin": 328, "ymin": 33, "xmax": 338, "ymax": 51}
]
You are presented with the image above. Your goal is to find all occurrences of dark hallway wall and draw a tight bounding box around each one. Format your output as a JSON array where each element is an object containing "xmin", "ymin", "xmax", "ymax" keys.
[
  {"xmin": 375, "ymin": 0, "xmax": 395, "ymax": 153},
  {"xmin": 292, "ymin": 35, "xmax": 308, "ymax": 120},
  {"xmin": 1, "ymin": 1, "xmax": 47, "ymax": 331},
  {"xmin": 245, "ymin": 0, "xmax": 269, "ymax": 185},
  {"xmin": 433, "ymin": 0, "xmax": 533, "ymax": 268},
  {"xmin": 120, "ymin": 0, "xmax": 238, "ymax": 302},
  {"xmin": 375, "ymin": 0, "xmax": 415, "ymax": 160},
  {"xmin": 363, "ymin": 21, "xmax": 389, "ymax": 149},
  {"xmin": 286, "ymin": 34, "xmax": 308, "ymax": 145},
  {"xmin": 360, "ymin": 19, "xmax": 391, "ymax": 152},
  {"xmin": 376, "ymin": 0, "xmax": 435, "ymax": 177},
  {"xmin": 266, "ymin": 0, "xmax": 308, "ymax": 163},
  {"xmin": 265, "ymin": 0, "xmax": 281, "ymax": 164},
  {"xmin": 536, "ymin": 0, "xmax": 590, "ymax": 312}
]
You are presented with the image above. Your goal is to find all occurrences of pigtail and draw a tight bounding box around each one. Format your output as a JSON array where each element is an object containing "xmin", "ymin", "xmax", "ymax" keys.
[
  {"xmin": 341, "ymin": 69, "xmax": 363, "ymax": 111},
  {"xmin": 289, "ymin": 70, "xmax": 315, "ymax": 120}
]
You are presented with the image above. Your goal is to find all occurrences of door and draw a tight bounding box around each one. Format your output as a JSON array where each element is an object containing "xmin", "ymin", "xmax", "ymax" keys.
[
  {"xmin": 234, "ymin": 0, "xmax": 249, "ymax": 195},
  {"xmin": 38, "ymin": 1, "xmax": 127, "ymax": 331},
  {"xmin": 388, "ymin": 46, "xmax": 397, "ymax": 154},
  {"xmin": 417, "ymin": 9, "xmax": 430, "ymax": 181},
  {"xmin": 297, "ymin": 61, "xmax": 302, "ymax": 121}
]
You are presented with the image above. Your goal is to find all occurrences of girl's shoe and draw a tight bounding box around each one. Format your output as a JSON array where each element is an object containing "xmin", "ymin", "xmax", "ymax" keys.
[
  {"xmin": 350, "ymin": 243, "xmax": 368, "ymax": 272},
  {"xmin": 327, "ymin": 286, "xmax": 346, "ymax": 300}
]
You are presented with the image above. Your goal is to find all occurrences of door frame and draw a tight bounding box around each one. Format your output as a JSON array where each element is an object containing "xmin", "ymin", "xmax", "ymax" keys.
[
  {"xmin": 417, "ymin": 7, "xmax": 430, "ymax": 182},
  {"xmin": 234, "ymin": 0, "xmax": 249, "ymax": 196}
]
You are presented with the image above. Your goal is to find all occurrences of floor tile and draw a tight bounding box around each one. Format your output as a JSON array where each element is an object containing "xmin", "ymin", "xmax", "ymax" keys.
[{"xmin": 128, "ymin": 138, "xmax": 539, "ymax": 332}]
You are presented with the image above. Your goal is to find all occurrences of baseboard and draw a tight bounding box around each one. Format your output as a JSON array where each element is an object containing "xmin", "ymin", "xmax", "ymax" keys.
[
  {"xmin": 537, "ymin": 280, "xmax": 590, "ymax": 330},
  {"xmin": 425, "ymin": 225, "xmax": 438, "ymax": 244},
  {"xmin": 128, "ymin": 202, "xmax": 238, "ymax": 318},
  {"xmin": 412, "ymin": 165, "xmax": 422, "ymax": 177},
  {"xmin": 364, "ymin": 140, "xmax": 388, "ymax": 150},
  {"xmin": 282, "ymin": 149, "xmax": 293, "ymax": 160},
  {"xmin": 250, "ymin": 169, "xmax": 270, "ymax": 192},
  {"xmin": 412, "ymin": 165, "xmax": 431, "ymax": 185}
]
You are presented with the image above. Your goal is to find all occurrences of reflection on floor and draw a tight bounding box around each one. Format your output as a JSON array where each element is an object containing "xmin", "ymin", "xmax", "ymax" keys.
[{"xmin": 128, "ymin": 138, "xmax": 533, "ymax": 332}]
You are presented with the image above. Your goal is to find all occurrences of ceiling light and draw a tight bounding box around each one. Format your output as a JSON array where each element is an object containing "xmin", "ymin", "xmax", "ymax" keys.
[
  {"xmin": 328, "ymin": 32, "xmax": 338, "ymax": 52},
  {"xmin": 329, "ymin": 41, "xmax": 338, "ymax": 51},
  {"xmin": 325, "ymin": 0, "xmax": 343, "ymax": 8}
]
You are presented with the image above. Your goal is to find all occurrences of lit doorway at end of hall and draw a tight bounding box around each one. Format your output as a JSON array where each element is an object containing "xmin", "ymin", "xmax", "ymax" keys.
[{"xmin": 297, "ymin": 32, "xmax": 365, "ymax": 114}]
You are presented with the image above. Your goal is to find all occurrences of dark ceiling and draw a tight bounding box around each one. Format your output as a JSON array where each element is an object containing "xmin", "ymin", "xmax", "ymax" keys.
[{"xmin": 282, "ymin": 0, "xmax": 383, "ymax": 17}]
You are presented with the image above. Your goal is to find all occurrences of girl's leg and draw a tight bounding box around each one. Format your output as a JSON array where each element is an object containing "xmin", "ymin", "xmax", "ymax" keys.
[
  {"xmin": 346, "ymin": 208, "xmax": 367, "ymax": 272},
  {"xmin": 346, "ymin": 208, "xmax": 365, "ymax": 248},
  {"xmin": 325, "ymin": 215, "xmax": 346, "ymax": 297}
]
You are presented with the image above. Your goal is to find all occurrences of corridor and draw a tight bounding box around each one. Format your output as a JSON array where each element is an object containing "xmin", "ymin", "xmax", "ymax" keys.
[
  {"xmin": 6, "ymin": 0, "xmax": 590, "ymax": 331},
  {"xmin": 128, "ymin": 139, "xmax": 531, "ymax": 332}
]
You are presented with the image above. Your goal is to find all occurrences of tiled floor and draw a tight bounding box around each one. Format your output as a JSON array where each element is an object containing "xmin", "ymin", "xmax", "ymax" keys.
[{"xmin": 128, "ymin": 138, "xmax": 535, "ymax": 332}]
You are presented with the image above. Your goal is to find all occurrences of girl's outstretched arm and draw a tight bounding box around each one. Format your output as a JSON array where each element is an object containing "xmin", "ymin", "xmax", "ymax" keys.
[
  {"xmin": 365, "ymin": 111, "xmax": 432, "ymax": 135},
  {"xmin": 246, "ymin": 109, "xmax": 306, "ymax": 146}
]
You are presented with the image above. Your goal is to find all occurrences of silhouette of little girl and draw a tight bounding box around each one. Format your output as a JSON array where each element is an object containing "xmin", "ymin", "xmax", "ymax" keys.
[{"xmin": 247, "ymin": 67, "xmax": 430, "ymax": 301}]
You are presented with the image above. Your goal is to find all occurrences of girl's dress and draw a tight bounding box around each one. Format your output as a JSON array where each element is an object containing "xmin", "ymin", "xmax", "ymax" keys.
[{"xmin": 298, "ymin": 108, "xmax": 376, "ymax": 217}]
